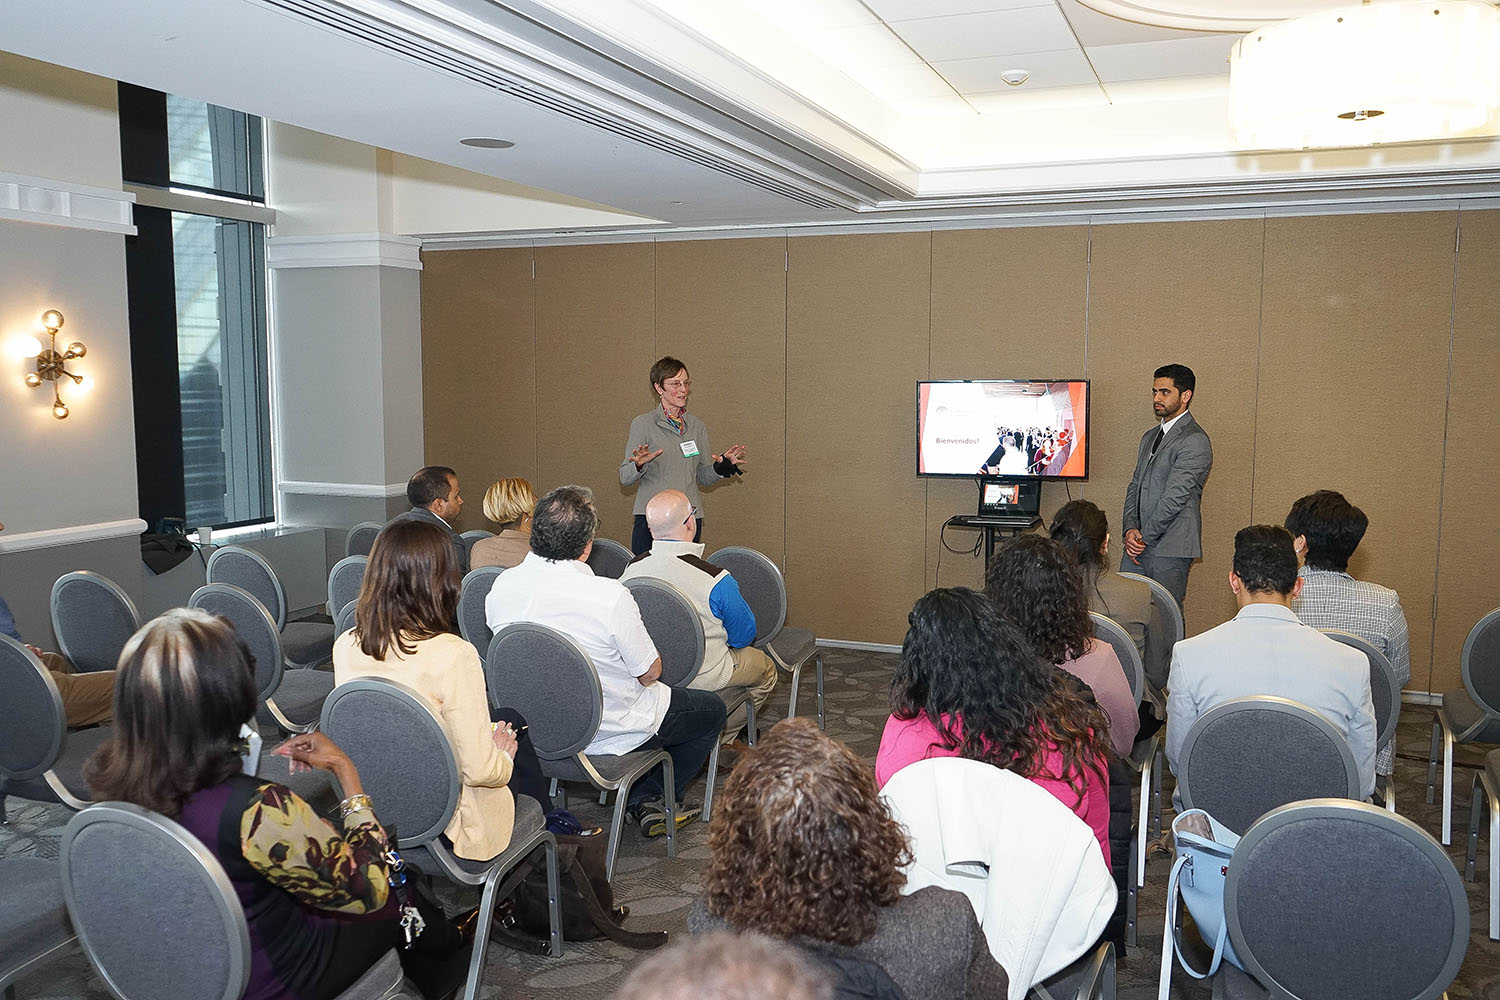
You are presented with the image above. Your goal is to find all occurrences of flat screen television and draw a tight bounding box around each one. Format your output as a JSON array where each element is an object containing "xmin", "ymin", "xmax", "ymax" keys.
[{"xmin": 917, "ymin": 380, "xmax": 1090, "ymax": 479}]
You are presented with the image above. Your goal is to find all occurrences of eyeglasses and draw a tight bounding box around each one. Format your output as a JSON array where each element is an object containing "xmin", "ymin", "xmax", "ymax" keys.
[
  {"xmin": 663, "ymin": 379, "xmax": 692, "ymax": 390},
  {"xmin": 684, "ymin": 506, "xmax": 700, "ymax": 525}
]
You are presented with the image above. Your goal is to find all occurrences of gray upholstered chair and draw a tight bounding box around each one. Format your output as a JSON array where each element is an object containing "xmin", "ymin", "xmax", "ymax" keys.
[
  {"xmin": 205, "ymin": 545, "xmax": 335, "ymax": 671},
  {"xmin": 334, "ymin": 600, "xmax": 359, "ymax": 640},
  {"xmin": 1427, "ymin": 606, "xmax": 1500, "ymax": 844},
  {"xmin": 458, "ymin": 565, "xmax": 505, "ymax": 661},
  {"xmin": 61, "ymin": 801, "xmax": 407, "ymax": 1000},
  {"xmin": 585, "ymin": 537, "xmax": 633, "ymax": 580},
  {"xmin": 706, "ymin": 546, "xmax": 824, "ymax": 728},
  {"xmin": 1464, "ymin": 747, "xmax": 1500, "ymax": 941},
  {"xmin": 49, "ymin": 570, "xmax": 141, "ymax": 673},
  {"xmin": 345, "ymin": 520, "xmax": 382, "ymax": 558},
  {"xmin": 327, "ymin": 555, "xmax": 367, "ymax": 622},
  {"xmin": 1088, "ymin": 612, "xmax": 1144, "ymax": 708},
  {"xmin": 460, "ymin": 529, "xmax": 494, "ymax": 561},
  {"xmin": 0, "ymin": 858, "xmax": 76, "ymax": 1000},
  {"xmin": 0, "ymin": 634, "xmax": 110, "ymax": 822},
  {"xmin": 1117, "ymin": 570, "xmax": 1180, "ymax": 695},
  {"xmin": 1177, "ymin": 696, "xmax": 1362, "ymax": 836},
  {"xmin": 322, "ymin": 678, "xmax": 562, "ymax": 995},
  {"xmin": 1320, "ymin": 628, "xmax": 1402, "ymax": 812},
  {"xmin": 621, "ymin": 576, "xmax": 755, "ymax": 821},
  {"xmin": 1215, "ymin": 799, "xmax": 1467, "ymax": 1000},
  {"xmin": 189, "ymin": 583, "xmax": 332, "ymax": 735},
  {"xmin": 485, "ymin": 622, "xmax": 676, "ymax": 881}
]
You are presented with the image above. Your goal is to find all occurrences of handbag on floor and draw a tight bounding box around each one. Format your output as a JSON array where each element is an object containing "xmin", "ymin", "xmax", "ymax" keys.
[
  {"xmin": 1157, "ymin": 808, "xmax": 1244, "ymax": 1000},
  {"xmin": 490, "ymin": 832, "xmax": 667, "ymax": 953}
]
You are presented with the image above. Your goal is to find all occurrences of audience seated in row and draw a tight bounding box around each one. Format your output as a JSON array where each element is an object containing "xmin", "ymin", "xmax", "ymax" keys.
[
  {"xmin": 484, "ymin": 484, "xmax": 727, "ymax": 837},
  {"xmin": 84, "ymin": 609, "xmax": 467, "ymax": 1000},
  {"xmin": 468, "ymin": 476, "xmax": 538, "ymax": 571},
  {"xmin": 691, "ymin": 717, "xmax": 1008, "ymax": 1000},
  {"xmin": 876, "ymin": 588, "xmax": 1113, "ymax": 867},
  {"xmin": 1165, "ymin": 524, "xmax": 1378, "ymax": 802},
  {"xmin": 619, "ymin": 489, "xmax": 778, "ymax": 744},
  {"xmin": 1285, "ymin": 489, "xmax": 1412, "ymax": 776}
]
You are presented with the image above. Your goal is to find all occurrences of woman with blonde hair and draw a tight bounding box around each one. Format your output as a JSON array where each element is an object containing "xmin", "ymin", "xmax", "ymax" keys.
[{"xmin": 469, "ymin": 477, "xmax": 538, "ymax": 570}]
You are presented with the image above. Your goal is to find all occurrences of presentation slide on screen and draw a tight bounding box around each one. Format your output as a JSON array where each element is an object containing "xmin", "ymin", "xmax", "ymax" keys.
[{"xmin": 918, "ymin": 380, "xmax": 1088, "ymax": 477}]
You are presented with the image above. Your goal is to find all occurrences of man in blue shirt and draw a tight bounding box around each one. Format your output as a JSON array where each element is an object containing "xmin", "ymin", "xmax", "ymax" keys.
[{"xmin": 620, "ymin": 490, "xmax": 777, "ymax": 743}]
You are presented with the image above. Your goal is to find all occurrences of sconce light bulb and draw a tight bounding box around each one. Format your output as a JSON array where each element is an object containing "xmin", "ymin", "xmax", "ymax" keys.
[
  {"xmin": 17, "ymin": 336, "xmax": 43, "ymax": 359},
  {"xmin": 41, "ymin": 310, "xmax": 64, "ymax": 332},
  {"xmin": 53, "ymin": 401, "xmax": 69, "ymax": 419},
  {"xmin": 65, "ymin": 342, "xmax": 87, "ymax": 359},
  {"xmin": 25, "ymin": 371, "xmax": 43, "ymax": 388},
  {"xmin": 76, "ymin": 374, "xmax": 94, "ymax": 393}
]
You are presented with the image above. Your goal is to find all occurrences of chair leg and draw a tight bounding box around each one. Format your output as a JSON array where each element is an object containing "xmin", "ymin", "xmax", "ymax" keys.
[
  {"xmin": 1468, "ymin": 772, "xmax": 1484, "ymax": 882},
  {"xmin": 745, "ymin": 699, "xmax": 758, "ymax": 746},
  {"xmin": 663, "ymin": 757, "xmax": 677, "ymax": 861},
  {"xmin": 1150, "ymin": 742, "xmax": 1164, "ymax": 840},
  {"xmin": 1490, "ymin": 779, "xmax": 1500, "ymax": 941},
  {"xmin": 1137, "ymin": 752, "xmax": 1153, "ymax": 888},
  {"xmin": 1443, "ymin": 725, "xmax": 1455, "ymax": 845},
  {"xmin": 462, "ymin": 871, "xmax": 505, "ymax": 1000},
  {"xmin": 1383, "ymin": 774, "xmax": 1397, "ymax": 814},
  {"xmin": 815, "ymin": 652, "xmax": 825, "ymax": 730},
  {"xmin": 702, "ymin": 740, "xmax": 722, "ymax": 823},
  {"xmin": 1427, "ymin": 714, "xmax": 1441, "ymax": 804},
  {"xmin": 543, "ymin": 836, "xmax": 563, "ymax": 958},
  {"xmin": 1127, "ymin": 826, "xmax": 1139, "ymax": 949},
  {"xmin": 605, "ymin": 787, "xmax": 629, "ymax": 883},
  {"xmin": 787, "ymin": 662, "xmax": 802, "ymax": 719},
  {"xmin": 548, "ymin": 777, "xmax": 566, "ymax": 808}
]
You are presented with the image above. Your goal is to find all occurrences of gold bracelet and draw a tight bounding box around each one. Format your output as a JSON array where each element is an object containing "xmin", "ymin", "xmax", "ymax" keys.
[{"xmin": 339, "ymin": 793, "xmax": 374, "ymax": 821}]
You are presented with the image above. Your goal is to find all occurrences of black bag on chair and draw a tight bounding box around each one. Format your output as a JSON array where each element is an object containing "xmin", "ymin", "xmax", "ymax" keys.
[{"xmin": 490, "ymin": 833, "xmax": 667, "ymax": 953}]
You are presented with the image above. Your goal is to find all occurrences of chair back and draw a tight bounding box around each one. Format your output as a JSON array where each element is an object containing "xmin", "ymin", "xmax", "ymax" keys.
[
  {"xmin": 1225, "ymin": 800, "xmax": 1468, "ymax": 1000},
  {"xmin": 1320, "ymin": 628, "xmax": 1402, "ymax": 753},
  {"xmin": 49, "ymin": 570, "xmax": 141, "ymax": 673},
  {"xmin": 334, "ymin": 601, "xmax": 358, "ymax": 640},
  {"xmin": 61, "ymin": 802, "xmax": 251, "ymax": 1000},
  {"xmin": 345, "ymin": 521, "xmax": 382, "ymax": 558},
  {"xmin": 623, "ymin": 577, "xmax": 705, "ymax": 687},
  {"xmin": 1461, "ymin": 607, "xmax": 1500, "ymax": 719},
  {"xmin": 705, "ymin": 546, "xmax": 786, "ymax": 645},
  {"xmin": 485, "ymin": 623, "xmax": 602, "ymax": 761},
  {"xmin": 459, "ymin": 565, "xmax": 505, "ymax": 660},
  {"xmin": 326, "ymin": 556, "xmax": 367, "ymax": 621},
  {"xmin": 585, "ymin": 538, "xmax": 633, "ymax": 580},
  {"xmin": 1177, "ymin": 696, "xmax": 1361, "ymax": 835},
  {"xmin": 1118, "ymin": 570, "xmax": 1184, "ymax": 645},
  {"xmin": 320, "ymin": 679, "xmax": 461, "ymax": 848},
  {"xmin": 461, "ymin": 530, "xmax": 494, "ymax": 561},
  {"xmin": 188, "ymin": 584, "xmax": 286, "ymax": 701},
  {"xmin": 1089, "ymin": 612, "xmax": 1144, "ymax": 707},
  {"xmin": 205, "ymin": 545, "xmax": 288, "ymax": 630},
  {"xmin": 0, "ymin": 635, "xmax": 66, "ymax": 782}
]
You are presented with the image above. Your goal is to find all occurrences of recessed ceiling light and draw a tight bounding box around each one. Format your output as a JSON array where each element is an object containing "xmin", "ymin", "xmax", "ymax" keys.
[{"xmin": 459, "ymin": 137, "xmax": 515, "ymax": 149}]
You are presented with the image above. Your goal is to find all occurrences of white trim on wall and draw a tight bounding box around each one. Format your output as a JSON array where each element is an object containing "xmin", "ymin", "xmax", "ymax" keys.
[
  {"xmin": 0, "ymin": 171, "xmax": 136, "ymax": 235},
  {"xmin": 267, "ymin": 233, "xmax": 423, "ymax": 270},
  {"xmin": 277, "ymin": 480, "xmax": 409, "ymax": 498},
  {"xmin": 819, "ymin": 638, "xmax": 901, "ymax": 654},
  {"xmin": 0, "ymin": 518, "xmax": 148, "ymax": 553}
]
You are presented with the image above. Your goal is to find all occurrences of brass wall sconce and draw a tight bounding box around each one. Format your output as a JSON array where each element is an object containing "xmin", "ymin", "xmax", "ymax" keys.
[{"xmin": 24, "ymin": 310, "xmax": 87, "ymax": 419}]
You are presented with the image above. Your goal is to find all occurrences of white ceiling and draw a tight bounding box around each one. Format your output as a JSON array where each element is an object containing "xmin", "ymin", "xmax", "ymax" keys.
[{"xmin": 1, "ymin": 0, "xmax": 1498, "ymax": 240}]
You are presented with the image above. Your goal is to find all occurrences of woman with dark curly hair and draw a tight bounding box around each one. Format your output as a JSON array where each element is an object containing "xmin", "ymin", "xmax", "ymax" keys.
[
  {"xmin": 1048, "ymin": 499, "xmax": 1158, "ymax": 674},
  {"xmin": 983, "ymin": 534, "xmax": 1138, "ymax": 756},
  {"xmin": 690, "ymin": 717, "xmax": 1007, "ymax": 999},
  {"xmin": 877, "ymin": 588, "xmax": 1112, "ymax": 864}
]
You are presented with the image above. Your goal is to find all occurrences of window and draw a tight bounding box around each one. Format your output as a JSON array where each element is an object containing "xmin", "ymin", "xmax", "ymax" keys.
[{"xmin": 120, "ymin": 86, "xmax": 273, "ymax": 532}]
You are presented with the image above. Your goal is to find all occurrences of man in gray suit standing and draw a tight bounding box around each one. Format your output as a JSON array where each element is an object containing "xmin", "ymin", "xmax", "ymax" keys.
[{"xmin": 1121, "ymin": 363, "xmax": 1212, "ymax": 612}]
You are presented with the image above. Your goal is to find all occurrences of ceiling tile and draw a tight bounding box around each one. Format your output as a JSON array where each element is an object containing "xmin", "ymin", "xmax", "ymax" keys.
[
  {"xmin": 933, "ymin": 48, "xmax": 1097, "ymax": 93},
  {"xmin": 966, "ymin": 83, "xmax": 1110, "ymax": 112},
  {"xmin": 1084, "ymin": 34, "xmax": 1235, "ymax": 83},
  {"xmin": 846, "ymin": 62, "xmax": 963, "ymax": 101},
  {"xmin": 888, "ymin": 7, "xmax": 1081, "ymax": 61},
  {"xmin": 1056, "ymin": 0, "xmax": 1233, "ymax": 46},
  {"xmin": 803, "ymin": 22, "xmax": 925, "ymax": 68},
  {"xmin": 753, "ymin": 0, "xmax": 880, "ymax": 30},
  {"xmin": 867, "ymin": 0, "xmax": 1049, "ymax": 20}
]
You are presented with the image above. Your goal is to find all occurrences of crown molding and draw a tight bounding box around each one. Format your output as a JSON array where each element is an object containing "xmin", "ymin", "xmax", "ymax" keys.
[
  {"xmin": 277, "ymin": 480, "xmax": 409, "ymax": 497},
  {"xmin": 0, "ymin": 518, "xmax": 147, "ymax": 553},
  {"xmin": 267, "ymin": 233, "xmax": 423, "ymax": 270},
  {"xmin": 0, "ymin": 172, "xmax": 136, "ymax": 235}
]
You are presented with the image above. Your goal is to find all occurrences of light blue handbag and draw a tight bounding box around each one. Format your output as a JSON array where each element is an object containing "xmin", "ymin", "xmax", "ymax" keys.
[{"xmin": 1156, "ymin": 808, "xmax": 1244, "ymax": 1000}]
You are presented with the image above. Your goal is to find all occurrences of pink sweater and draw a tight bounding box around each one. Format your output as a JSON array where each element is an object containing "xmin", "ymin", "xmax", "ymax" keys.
[{"xmin": 876, "ymin": 712, "xmax": 1110, "ymax": 867}]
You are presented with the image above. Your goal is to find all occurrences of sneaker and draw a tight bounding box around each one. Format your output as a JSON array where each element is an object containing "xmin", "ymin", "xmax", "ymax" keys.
[{"xmin": 626, "ymin": 798, "xmax": 701, "ymax": 838}]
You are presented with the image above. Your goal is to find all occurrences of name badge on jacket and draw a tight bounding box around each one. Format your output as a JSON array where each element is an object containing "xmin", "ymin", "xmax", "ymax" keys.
[{"xmin": 680, "ymin": 440, "xmax": 700, "ymax": 457}]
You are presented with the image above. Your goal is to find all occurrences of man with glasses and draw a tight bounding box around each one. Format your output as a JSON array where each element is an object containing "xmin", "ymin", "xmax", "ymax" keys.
[
  {"xmin": 620, "ymin": 356, "xmax": 747, "ymax": 555},
  {"xmin": 621, "ymin": 490, "xmax": 777, "ymax": 746}
]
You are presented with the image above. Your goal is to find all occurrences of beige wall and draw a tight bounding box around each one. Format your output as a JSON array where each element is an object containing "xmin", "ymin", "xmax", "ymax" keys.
[{"xmin": 421, "ymin": 209, "xmax": 1500, "ymax": 686}]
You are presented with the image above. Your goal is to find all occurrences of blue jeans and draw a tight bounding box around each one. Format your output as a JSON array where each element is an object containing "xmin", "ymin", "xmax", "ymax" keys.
[
  {"xmin": 0, "ymin": 594, "xmax": 20, "ymax": 642},
  {"xmin": 628, "ymin": 685, "xmax": 726, "ymax": 806}
]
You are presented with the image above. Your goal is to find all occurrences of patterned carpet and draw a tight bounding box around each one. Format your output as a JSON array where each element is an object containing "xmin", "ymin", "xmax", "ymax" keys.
[{"xmin": 4, "ymin": 647, "xmax": 1499, "ymax": 999}]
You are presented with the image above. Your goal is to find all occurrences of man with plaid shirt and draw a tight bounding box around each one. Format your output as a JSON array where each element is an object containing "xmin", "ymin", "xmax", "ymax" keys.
[{"xmin": 1285, "ymin": 490, "xmax": 1411, "ymax": 777}]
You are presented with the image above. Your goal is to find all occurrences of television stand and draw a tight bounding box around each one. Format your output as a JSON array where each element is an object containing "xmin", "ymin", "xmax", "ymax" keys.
[{"xmin": 945, "ymin": 514, "xmax": 1043, "ymax": 571}]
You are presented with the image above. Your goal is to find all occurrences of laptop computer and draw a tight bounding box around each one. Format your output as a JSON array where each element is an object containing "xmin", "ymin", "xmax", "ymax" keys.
[{"xmin": 975, "ymin": 477, "xmax": 1042, "ymax": 522}]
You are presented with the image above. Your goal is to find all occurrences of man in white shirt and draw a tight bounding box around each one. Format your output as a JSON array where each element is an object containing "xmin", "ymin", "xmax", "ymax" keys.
[
  {"xmin": 485, "ymin": 484, "xmax": 726, "ymax": 836},
  {"xmin": 1166, "ymin": 524, "xmax": 1377, "ymax": 801}
]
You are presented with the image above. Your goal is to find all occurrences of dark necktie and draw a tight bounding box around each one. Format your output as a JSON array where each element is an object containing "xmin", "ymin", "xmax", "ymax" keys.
[{"xmin": 1150, "ymin": 427, "xmax": 1165, "ymax": 456}]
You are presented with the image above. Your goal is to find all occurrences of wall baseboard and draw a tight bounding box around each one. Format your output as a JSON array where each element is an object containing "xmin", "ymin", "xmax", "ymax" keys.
[
  {"xmin": 0, "ymin": 518, "xmax": 147, "ymax": 553},
  {"xmin": 817, "ymin": 638, "xmax": 901, "ymax": 654}
]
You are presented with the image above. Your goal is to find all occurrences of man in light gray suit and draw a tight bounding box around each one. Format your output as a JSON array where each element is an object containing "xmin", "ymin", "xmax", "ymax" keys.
[
  {"xmin": 1165, "ymin": 525, "xmax": 1377, "ymax": 800},
  {"xmin": 390, "ymin": 465, "xmax": 469, "ymax": 572},
  {"xmin": 1121, "ymin": 363, "xmax": 1212, "ymax": 612}
]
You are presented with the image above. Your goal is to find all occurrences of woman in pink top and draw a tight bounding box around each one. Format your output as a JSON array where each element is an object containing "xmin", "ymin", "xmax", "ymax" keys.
[
  {"xmin": 983, "ymin": 534, "xmax": 1139, "ymax": 756},
  {"xmin": 876, "ymin": 587, "xmax": 1112, "ymax": 865}
]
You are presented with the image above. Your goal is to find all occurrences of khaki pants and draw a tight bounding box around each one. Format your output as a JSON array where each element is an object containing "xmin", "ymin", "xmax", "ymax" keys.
[
  {"xmin": 41, "ymin": 651, "xmax": 114, "ymax": 728},
  {"xmin": 720, "ymin": 645, "xmax": 777, "ymax": 741}
]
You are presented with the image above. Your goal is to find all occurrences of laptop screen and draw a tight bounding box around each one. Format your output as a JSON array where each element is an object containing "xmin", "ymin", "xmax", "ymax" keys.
[{"xmin": 978, "ymin": 477, "xmax": 1042, "ymax": 518}]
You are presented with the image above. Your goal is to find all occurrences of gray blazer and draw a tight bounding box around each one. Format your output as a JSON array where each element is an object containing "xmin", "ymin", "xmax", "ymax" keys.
[
  {"xmin": 391, "ymin": 506, "xmax": 469, "ymax": 573},
  {"xmin": 1121, "ymin": 410, "xmax": 1212, "ymax": 559}
]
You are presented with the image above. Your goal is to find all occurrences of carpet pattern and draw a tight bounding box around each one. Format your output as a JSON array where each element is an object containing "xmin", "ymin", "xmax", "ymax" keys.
[{"xmin": 4, "ymin": 647, "xmax": 1499, "ymax": 998}]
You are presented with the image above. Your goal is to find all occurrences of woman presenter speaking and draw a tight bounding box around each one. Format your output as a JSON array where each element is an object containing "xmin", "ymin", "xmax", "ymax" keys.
[{"xmin": 620, "ymin": 355, "xmax": 746, "ymax": 555}]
